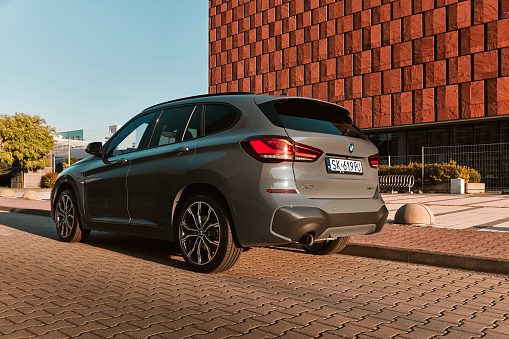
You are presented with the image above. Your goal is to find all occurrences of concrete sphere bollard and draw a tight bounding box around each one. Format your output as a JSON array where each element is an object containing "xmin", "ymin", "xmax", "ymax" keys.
[
  {"xmin": 394, "ymin": 203, "xmax": 435, "ymax": 225},
  {"xmin": 0, "ymin": 189, "xmax": 16, "ymax": 198},
  {"xmin": 22, "ymin": 190, "xmax": 40, "ymax": 200}
]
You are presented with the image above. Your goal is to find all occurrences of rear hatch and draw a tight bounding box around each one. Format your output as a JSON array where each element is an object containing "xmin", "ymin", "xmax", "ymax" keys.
[{"xmin": 256, "ymin": 98, "xmax": 379, "ymax": 199}]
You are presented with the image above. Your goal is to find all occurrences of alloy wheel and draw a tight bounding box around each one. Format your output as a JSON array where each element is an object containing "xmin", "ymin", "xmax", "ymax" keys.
[
  {"xmin": 56, "ymin": 194, "xmax": 75, "ymax": 238},
  {"xmin": 180, "ymin": 201, "xmax": 221, "ymax": 266}
]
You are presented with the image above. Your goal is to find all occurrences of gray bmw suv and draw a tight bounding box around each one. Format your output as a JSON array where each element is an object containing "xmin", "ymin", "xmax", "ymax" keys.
[{"xmin": 51, "ymin": 93, "xmax": 388, "ymax": 273}]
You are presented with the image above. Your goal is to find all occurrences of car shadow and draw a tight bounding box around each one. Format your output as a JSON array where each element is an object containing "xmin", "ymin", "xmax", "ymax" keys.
[{"xmin": 0, "ymin": 212, "xmax": 189, "ymax": 271}]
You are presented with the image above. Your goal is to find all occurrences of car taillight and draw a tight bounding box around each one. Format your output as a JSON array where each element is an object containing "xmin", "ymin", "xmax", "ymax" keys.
[
  {"xmin": 368, "ymin": 154, "xmax": 379, "ymax": 168},
  {"xmin": 241, "ymin": 137, "xmax": 323, "ymax": 163}
]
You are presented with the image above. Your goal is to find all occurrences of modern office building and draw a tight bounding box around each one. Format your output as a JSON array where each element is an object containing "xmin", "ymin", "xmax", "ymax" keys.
[
  {"xmin": 57, "ymin": 129, "xmax": 112, "ymax": 143},
  {"xmin": 208, "ymin": 0, "xmax": 509, "ymax": 164}
]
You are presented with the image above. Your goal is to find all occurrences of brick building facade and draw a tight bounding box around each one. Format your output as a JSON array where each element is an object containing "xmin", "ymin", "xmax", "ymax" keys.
[{"xmin": 209, "ymin": 0, "xmax": 509, "ymax": 163}]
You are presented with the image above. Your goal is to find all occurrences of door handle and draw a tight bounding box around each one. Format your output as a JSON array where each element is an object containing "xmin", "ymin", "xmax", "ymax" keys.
[
  {"xmin": 166, "ymin": 147, "xmax": 190, "ymax": 156},
  {"xmin": 111, "ymin": 158, "xmax": 128, "ymax": 166}
]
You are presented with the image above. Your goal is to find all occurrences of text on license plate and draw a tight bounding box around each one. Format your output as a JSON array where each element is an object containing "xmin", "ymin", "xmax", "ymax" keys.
[{"xmin": 326, "ymin": 158, "xmax": 363, "ymax": 174}]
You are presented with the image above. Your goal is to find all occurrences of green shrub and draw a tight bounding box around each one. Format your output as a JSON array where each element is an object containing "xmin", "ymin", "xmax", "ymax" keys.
[
  {"xmin": 379, "ymin": 161, "xmax": 481, "ymax": 184},
  {"xmin": 43, "ymin": 172, "xmax": 59, "ymax": 188}
]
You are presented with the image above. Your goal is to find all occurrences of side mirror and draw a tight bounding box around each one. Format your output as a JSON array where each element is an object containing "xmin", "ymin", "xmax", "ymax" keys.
[{"xmin": 85, "ymin": 142, "xmax": 103, "ymax": 156}]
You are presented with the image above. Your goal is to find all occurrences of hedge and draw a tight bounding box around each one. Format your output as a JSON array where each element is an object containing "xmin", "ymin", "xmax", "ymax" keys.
[{"xmin": 379, "ymin": 161, "xmax": 481, "ymax": 185}]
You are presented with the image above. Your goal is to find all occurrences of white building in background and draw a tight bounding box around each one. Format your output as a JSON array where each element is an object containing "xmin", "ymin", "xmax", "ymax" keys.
[{"xmin": 52, "ymin": 125, "xmax": 122, "ymax": 169}]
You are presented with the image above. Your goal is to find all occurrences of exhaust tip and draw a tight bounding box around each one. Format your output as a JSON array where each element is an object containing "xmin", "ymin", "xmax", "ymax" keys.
[{"xmin": 300, "ymin": 233, "xmax": 314, "ymax": 246}]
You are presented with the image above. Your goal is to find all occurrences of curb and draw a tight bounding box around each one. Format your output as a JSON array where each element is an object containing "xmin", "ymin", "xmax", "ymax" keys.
[
  {"xmin": 342, "ymin": 244, "xmax": 509, "ymax": 276},
  {"xmin": 0, "ymin": 206, "xmax": 51, "ymax": 218},
  {"xmin": 1, "ymin": 206, "xmax": 508, "ymax": 275}
]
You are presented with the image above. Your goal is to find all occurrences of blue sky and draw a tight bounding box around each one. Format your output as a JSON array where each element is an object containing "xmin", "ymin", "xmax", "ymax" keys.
[{"xmin": 0, "ymin": 0, "xmax": 208, "ymax": 133}]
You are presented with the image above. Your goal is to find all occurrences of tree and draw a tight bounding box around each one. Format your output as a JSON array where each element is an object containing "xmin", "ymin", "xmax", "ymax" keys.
[
  {"xmin": 63, "ymin": 157, "xmax": 79, "ymax": 169},
  {"xmin": 0, "ymin": 113, "xmax": 55, "ymax": 184}
]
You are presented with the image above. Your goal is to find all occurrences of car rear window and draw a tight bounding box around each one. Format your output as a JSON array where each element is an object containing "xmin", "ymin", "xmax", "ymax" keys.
[{"xmin": 257, "ymin": 98, "xmax": 366, "ymax": 139}]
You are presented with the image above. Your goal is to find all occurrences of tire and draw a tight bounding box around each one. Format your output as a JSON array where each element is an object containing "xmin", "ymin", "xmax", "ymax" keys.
[
  {"xmin": 178, "ymin": 194, "xmax": 241, "ymax": 273},
  {"xmin": 55, "ymin": 189, "xmax": 90, "ymax": 242},
  {"xmin": 302, "ymin": 237, "xmax": 350, "ymax": 255}
]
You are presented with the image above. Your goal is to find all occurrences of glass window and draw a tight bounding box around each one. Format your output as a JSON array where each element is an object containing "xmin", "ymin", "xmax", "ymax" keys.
[
  {"xmin": 501, "ymin": 122, "xmax": 509, "ymax": 143},
  {"xmin": 204, "ymin": 105, "xmax": 238, "ymax": 135},
  {"xmin": 257, "ymin": 98, "xmax": 366, "ymax": 139},
  {"xmin": 428, "ymin": 127, "xmax": 450, "ymax": 147},
  {"xmin": 451, "ymin": 126, "xmax": 473, "ymax": 146},
  {"xmin": 368, "ymin": 133, "xmax": 388, "ymax": 156},
  {"xmin": 388, "ymin": 131, "xmax": 406, "ymax": 156},
  {"xmin": 474, "ymin": 123, "xmax": 498, "ymax": 144},
  {"xmin": 148, "ymin": 106, "xmax": 197, "ymax": 148},
  {"xmin": 106, "ymin": 112, "xmax": 155, "ymax": 157},
  {"xmin": 407, "ymin": 129, "xmax": 427, "ymax": 157}
]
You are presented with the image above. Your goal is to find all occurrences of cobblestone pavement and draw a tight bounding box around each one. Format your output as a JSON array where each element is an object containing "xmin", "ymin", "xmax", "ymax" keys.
[{"xmin": 1, "ymin": 212, "xmax": 508, "ymax": 338}]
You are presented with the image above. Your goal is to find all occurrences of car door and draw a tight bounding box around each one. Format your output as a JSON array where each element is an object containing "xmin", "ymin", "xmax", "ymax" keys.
[
  {"xmin": 83, "ymin": 112, "xmax": 156, "ymax": 224},
  {"xmin": 126, "ymin": 105, "xmax": 202, "ymax": 227}
]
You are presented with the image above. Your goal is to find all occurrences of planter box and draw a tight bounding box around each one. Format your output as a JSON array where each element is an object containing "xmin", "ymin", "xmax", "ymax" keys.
[{"xmin": 465, "ymin": 183, "xmax": 485, "ymax": 194}]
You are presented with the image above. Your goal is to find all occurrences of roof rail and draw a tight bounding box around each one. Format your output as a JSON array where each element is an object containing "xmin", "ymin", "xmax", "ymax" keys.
[{"xmin": 143, "ymin": 92, "xmax": 254, "ymax": 111}]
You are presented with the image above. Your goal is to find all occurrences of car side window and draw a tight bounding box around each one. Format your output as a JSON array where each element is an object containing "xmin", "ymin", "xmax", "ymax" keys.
[
  {"xmin": 147, "ymin": 106, "xmax": 198, "ymax": 148},
  {"xmin": 105, "ymin": 112, "xmax": 155, "ymax": 157},
  {"xmin": 204, "ymin": 105, "xmax": 238, "ymax": 135}
]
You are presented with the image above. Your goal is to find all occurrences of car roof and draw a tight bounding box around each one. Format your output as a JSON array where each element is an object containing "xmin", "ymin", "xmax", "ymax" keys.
[{"xmin": 141, "ymin": 92, "xmax": 258, "ymax": 112}]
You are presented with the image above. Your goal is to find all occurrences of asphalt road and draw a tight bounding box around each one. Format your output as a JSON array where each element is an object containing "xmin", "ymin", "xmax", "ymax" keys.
[{"xmin": 1, "ymin": 212, "xmax": 508, "ymax": 338}]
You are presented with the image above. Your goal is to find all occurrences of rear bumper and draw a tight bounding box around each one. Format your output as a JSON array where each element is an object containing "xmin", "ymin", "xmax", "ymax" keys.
[{"xmin": 271, "ymin": 204, "xmax": 388, "ymax": 243}]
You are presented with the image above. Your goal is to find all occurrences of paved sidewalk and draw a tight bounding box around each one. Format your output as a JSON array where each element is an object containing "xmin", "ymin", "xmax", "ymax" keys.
[
  {"xmin": 1, "ymin": 194, "xmax": 508, "ymax": 275},
  {"xmin": 382, "ymin": 193, "xmax": 509, "ymax": 232}
]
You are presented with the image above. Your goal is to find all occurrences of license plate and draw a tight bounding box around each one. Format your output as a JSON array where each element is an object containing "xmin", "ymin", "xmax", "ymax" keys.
[{"xmin": 326, "ymin": 158, "xmax": 363, "ymax": 174}]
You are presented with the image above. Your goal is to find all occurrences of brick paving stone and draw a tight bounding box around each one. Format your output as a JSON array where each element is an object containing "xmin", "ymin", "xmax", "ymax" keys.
[
  {"xmin": 386, "ymin": 316, "xmax": 420, "ymax": 332},
  {"xmin": 192, "ymin": 327, "xmax": 242, "ymax": 338},
  {"xmin": 158, "ymin": 324, "xmax": 206, "ymax": 338},
  {"xmin": 123, "ymin": 324, "xmax": 174, "ymax": 338},
  {"xmin": 250, "ymin": 310, "xmax": 289, "ymax": 324},
  {"xmin": 223, "ymin": 317, "xmax": 268, "ymax": 334},
  {"xmin": 414, "ymin": 318, "xmax": 457, "ymax": 333},
  {"xmin": 35, "ymin": 311, "xmax": 82, "ymax": 325},
  {"xmin": 257, "ymin": 319, "xmax": 303, "ymax": 335},
  {"xmin": 401, "ymin": 326, "xmax": 446, "ymax": 338},
  {"xmin": 25, "ymin": 320, "xmax": 76, "ymax": 336},
  {"xmin": 58, "ymin": 322, "xmax": 109, "ymax": 337},
  {"xmin": 192, "ymin": 316, "xmax": 237, "ymax": 332},
  {"xmin": 364, "ymin": 324, "xmax": 406, "ymax": 338},
  {"xmin": 486, "ymin": 322, "xmax": 509, "ymax": 334},
  {"xmin": 92, "ymin": 322, "xmax": 141, "ymax": 338},
  {"xmin": 1, "ymin": 213, "xmax": 509, "ymax": 338},
  {"xmin": 32, "ymin": 331, "xmax": 71, "ymax": 339},
  {"xmin": 64, "ymin": 312, "xmax": 111, "ymax": 326},
  {"xmin": 0, "ymin": 319, "xmax": 45, "ymax": 335},
  {"xmin": 322, "ymin": 323, "xmax": 374, "ymax": 337},
  {"xmin": 1, "ymin": 329, "xmax": 39, "ymax": 339},
  {"xmin": 444, "ymin": 327, "xmax": 485, "ymax": 338},
  {"xmin": 353, "ymin": 315, "xmax": 390, "ymax": 330},
  {"xmin": 227, "ymin": 328, "xmax": 277, "ymax": 338},
  {"xmin": 291, "ymin": 321, "xmax": 339, "ymax": 337},
  {"xmin": 451, "ymin": 320, "xmax": 497, "ymax": 334},
  {"xmin": 276, "ymin": 329, "xmax": 312, "ymax": 339}
]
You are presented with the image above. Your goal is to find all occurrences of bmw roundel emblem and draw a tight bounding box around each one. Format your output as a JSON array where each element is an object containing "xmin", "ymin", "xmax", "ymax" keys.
[{"xmin": 349, "ymin": 144, "xmax": 354, "ymax": 153}]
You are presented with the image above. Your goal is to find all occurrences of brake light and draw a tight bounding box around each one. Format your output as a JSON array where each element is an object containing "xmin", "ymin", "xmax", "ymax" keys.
[
  {"xmin": 368, "ymin": 154, "xmax": 379, "ymax": 168},
  {"xmin": 241, "ymin": 137, "xmax": 323, "ymax": 163}
]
